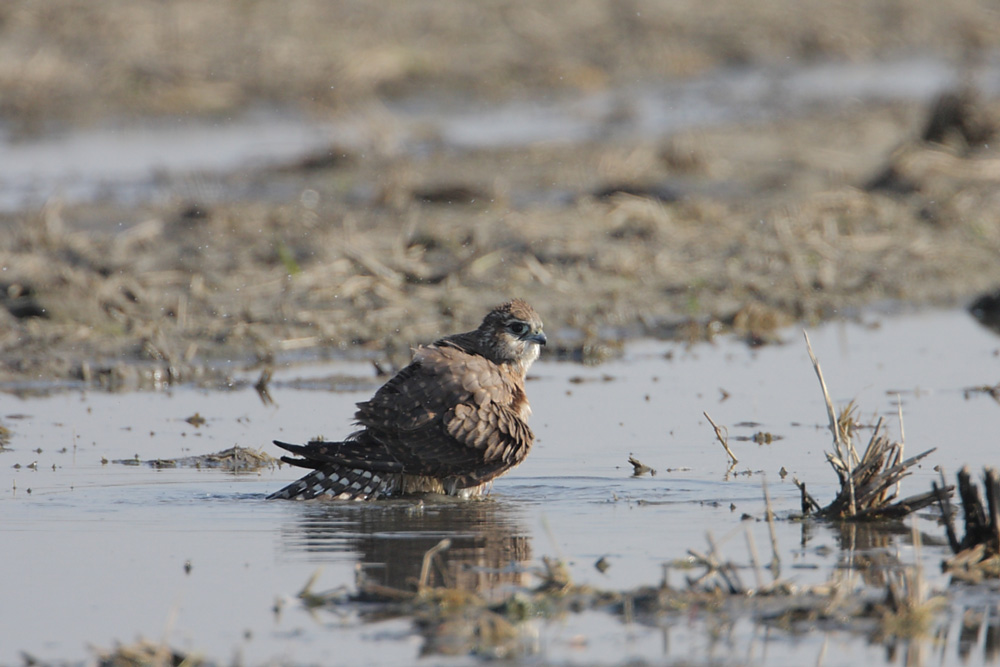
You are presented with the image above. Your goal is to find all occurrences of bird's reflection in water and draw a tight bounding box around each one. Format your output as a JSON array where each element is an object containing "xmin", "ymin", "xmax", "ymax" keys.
[{"xmin": 279, "ymin": 497, "xmax": 532, "ymax": 599}]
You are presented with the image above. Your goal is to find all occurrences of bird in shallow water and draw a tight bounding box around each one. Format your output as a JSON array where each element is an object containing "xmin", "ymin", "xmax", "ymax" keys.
[{"xmin": 268, "ymin": 299, "xmax": 546, "ymax": 500}]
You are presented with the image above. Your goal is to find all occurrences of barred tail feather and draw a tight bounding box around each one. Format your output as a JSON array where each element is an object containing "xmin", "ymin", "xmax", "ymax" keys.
[{"xmin": 267, "ymin": 466, "xmax": 398, "ymax": 501}]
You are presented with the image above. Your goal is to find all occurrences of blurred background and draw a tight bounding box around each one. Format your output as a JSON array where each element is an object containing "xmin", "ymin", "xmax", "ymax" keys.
[{"xmin": 1, "ymin": 0, "xmax": 1000, "ymax": 385}]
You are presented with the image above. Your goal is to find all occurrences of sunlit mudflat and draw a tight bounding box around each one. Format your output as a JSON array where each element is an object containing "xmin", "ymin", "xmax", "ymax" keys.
[{"xmin": 2, "ymin": 307, "xmax": 999, "ymax": 666}]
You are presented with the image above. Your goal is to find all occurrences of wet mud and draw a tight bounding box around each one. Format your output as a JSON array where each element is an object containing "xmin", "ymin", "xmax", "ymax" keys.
[{"xmin": 2, "ymin": 5, "xmax": 1000, "ymax": 389}]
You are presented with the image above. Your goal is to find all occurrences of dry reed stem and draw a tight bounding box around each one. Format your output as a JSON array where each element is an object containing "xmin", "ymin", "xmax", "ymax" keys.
[{"xmin": 804, "ymin": 330, "xmax": 858, "ymax": 516}]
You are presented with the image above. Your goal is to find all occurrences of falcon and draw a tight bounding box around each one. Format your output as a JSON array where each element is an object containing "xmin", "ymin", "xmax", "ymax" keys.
[{"xmin": 268, "ymin": 299, "xmax": 546, "ymax": 500}]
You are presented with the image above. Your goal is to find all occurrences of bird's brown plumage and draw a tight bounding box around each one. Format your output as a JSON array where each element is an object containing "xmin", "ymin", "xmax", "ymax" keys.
[{"xmin": 268, "ymin": 299, "xmax": 545, "ymax": 500}]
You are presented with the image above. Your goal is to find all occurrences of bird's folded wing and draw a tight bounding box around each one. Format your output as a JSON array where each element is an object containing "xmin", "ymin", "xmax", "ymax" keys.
[{"xmin": 445, "ymin": 402, "xmax": 533, "ymax": 465}]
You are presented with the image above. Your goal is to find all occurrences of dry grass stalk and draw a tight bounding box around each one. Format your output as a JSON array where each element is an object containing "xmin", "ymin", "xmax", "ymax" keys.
[
  {"xmin": 935, "ymin": 467, "xmax": 1000, "ymax": 582},
  {"xmin": 703, "ymin": 411, "xmax": 738, "ymax": 464},
  {"xmin": 804, "ymin": 331, "xmax": 858, "ymax": 514},
  {"xmin": 419, "ymin": 538, "xmax": 453, "ymax": 593}
]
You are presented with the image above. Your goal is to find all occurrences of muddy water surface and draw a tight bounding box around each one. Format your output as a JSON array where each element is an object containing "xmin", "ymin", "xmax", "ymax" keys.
[{"xmin": 2, "ymin": 308, "xmax": 1000, "ymax": 665}]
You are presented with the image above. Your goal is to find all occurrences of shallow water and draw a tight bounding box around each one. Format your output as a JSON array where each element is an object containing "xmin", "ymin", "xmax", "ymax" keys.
[{"xmin": 2, "ymin": 307, "xmax": 1000, "ymax": 665}]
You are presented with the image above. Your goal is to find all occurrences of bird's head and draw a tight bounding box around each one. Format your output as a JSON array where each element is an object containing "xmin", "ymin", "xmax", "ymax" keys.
[{"xmin": 479, "ymin": 299, "xmax": 546, "ymax": 371}]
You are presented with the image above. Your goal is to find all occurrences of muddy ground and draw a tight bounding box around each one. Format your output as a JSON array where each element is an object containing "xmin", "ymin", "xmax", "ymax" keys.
[{"xmin": 2, "ymin": 1, "xmax": 1000, "ymax": 388}]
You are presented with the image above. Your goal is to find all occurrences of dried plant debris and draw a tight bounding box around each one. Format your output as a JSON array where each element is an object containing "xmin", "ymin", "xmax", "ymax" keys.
[
  {"xmin": 797, "ymin": 411, "xmax": 948, "ymax": 521},
  {"xmin": 963, "ymin": 382, "xmax": 1000, "ymax": 403},
  {"xmin": 797, "ymin": 333, "xmax": 953, "ymax": 520},
  {"xmin": 935, "ymin": 467, "xmax": 1000, "ymax": 582},
  {"xmin": 91, "ymin": 639, "xmax": 205, "ymax": 667},
  {"xmin": 703, "ymin": 411, "xmax": 738, "ymax": 465},
  {"xmin": 113, "ymin": 446, "xmax": 276, "ymax": 471},
  {"xmin": 184, "ymin": 412, "xmax": 206, "ymax": 427},
  {"xmin": 628, "ymin": 454, "xmax": 656, "ymax": 477}
]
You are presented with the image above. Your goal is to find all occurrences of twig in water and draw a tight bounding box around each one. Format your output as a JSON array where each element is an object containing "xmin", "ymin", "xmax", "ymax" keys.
[
  {"xmin": 792, "ymin": 477, "xmax": 822, "ymax": 515},
  {"xmin": 703, "ymin": 411, "xmax": 738, "ymax": 464},
  {"xmin": 418, "ymin": 538, "xmax": 452, "ymax": 592},
  {"xmin": 762, "ymin": 478, "xmax": 781, "ymax": 579},
  {"xmin": 297, "ymin": 568, "xmax": 328, "ymax": 608}
]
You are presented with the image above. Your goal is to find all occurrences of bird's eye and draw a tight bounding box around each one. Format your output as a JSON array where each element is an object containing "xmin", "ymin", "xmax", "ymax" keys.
[{"xmin": 508, "ymin": 322, "xmax": 529, "ymax": 336}]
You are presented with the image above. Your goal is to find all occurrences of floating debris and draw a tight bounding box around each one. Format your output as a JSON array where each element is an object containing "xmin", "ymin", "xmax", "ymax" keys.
[
  {"xmin": 113, "ymin": 446, "xmax": 276, "ymax": 471},
  {"xmin": 627, "ymin": 454, "xmax": 655, "ymax": 477},
  {"xmin": 962, "ymin": 382, "xmax": 1000, "ymax": 403},
  {"xmin": 185, "ymin": 412, "xmax": 206, "ymax": 427}
]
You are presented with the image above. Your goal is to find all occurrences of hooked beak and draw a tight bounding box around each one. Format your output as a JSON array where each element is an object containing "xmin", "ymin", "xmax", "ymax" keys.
[{"xmin": 526, "ymin": 331, "xmax": 547, "ymax": 346}]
